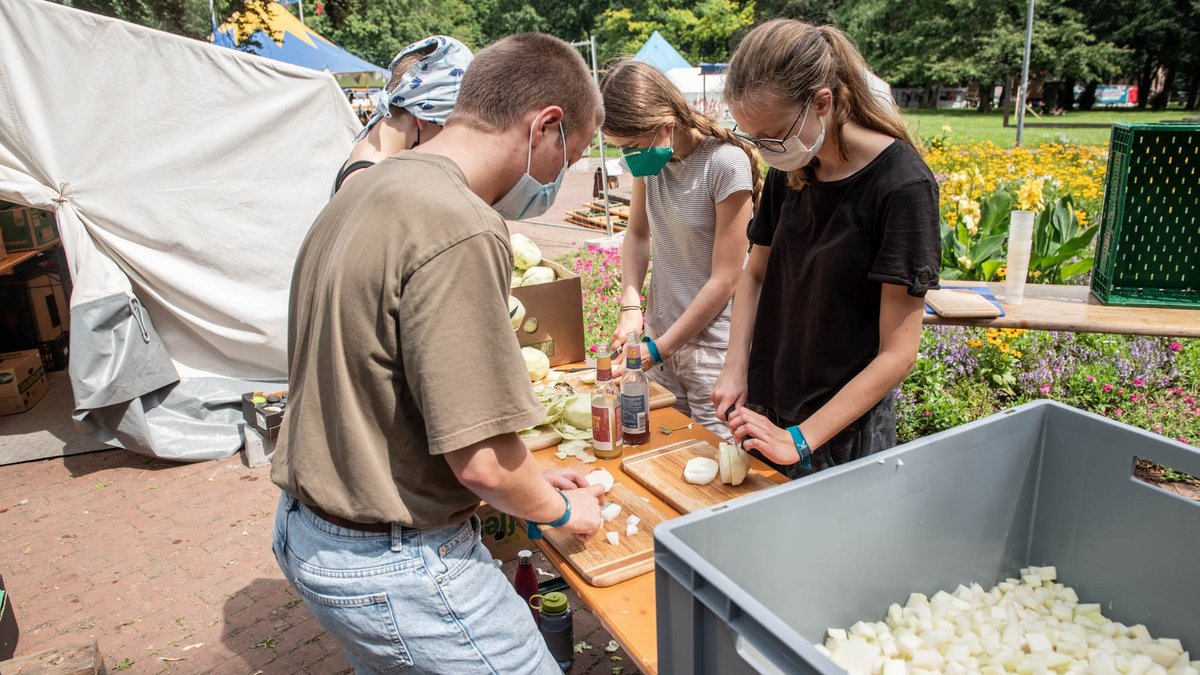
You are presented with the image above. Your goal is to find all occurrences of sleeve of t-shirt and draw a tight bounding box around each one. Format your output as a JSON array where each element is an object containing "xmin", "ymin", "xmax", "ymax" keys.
[
  {"xmin": 747, "ymin": 168, "xmax": 785, "ymax": 246},
  {"xmin": 868, "ymin": 178, "xmax": 943, "ymax": 297},
  {"xmin": 708, "ymin": 143, "xmax": 754, "ymax": 204},
  {"xmin": 399, "ymin": 231, "xmax": 546, "ymax": 455}
]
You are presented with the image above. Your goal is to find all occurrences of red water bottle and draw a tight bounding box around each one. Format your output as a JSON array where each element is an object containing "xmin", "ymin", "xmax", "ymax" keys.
[{"xmin": 514, "ymin": 549, "xmax": 540, "ymax": 623}]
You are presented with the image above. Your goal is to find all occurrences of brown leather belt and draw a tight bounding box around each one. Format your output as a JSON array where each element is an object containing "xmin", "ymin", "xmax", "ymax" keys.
[{"xmin": 304, "ymin": 502, "xmax": 392, "ymax": 533}]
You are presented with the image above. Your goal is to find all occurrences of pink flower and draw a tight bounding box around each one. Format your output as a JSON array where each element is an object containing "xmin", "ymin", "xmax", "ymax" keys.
[
  {"xmin": 1039, "ymin": 384, "xmax": 1052, "ymax": 395},
  {"xmin": 923, "ymin": 410, "xmax": 932, "ymax": 417},
  {"xmin": 589, "ymin": 345, "xmax": 598, "ymax": 353},
  {"xmin": 1085, "ymin": 375, "xmax": 1095, "ymax": 382},
  {"xmin": 1114, "ymin": 407, "xmax": 1124, "ymax": 416},
  {"xmin": 1133, "ymin": 377, "xmax": 1145, "ymax": 388},
  {"xmin": 1170, "ymin": 341, "xmax": 1183, "ymax": 352},
  {"xmin": 1130, "ymin": 392, "xmax": 1140, "ymax": 403},
  {"xmin": 1178, "ymin": 437, "xmax": 1190, "ymax": 445},
  {"xmin": 1102, "ymin": 384, "xmax": 1114, "ymax": 393}
]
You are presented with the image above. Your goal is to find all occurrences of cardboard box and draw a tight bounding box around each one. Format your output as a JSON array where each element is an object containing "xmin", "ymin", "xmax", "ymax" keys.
[
  {"xmin": 0, "ymin": 207, "xmax": 58, "ymax": 252},
  {"xmin": 0, "ymin": 574, "xmax": 17, "ymax": 661},
  {"xmin": 510, "ymin": 259, "xmax": 585, "ymax": 367},
  {"xmin": 477, "ymin": 502, "xmax": 531, "ymax": 563},
  {"xmin": 23, "ymin": 274, "xmax": 69, "ymax": 342},
  {"xmin": 241, "ymin": 389, "xmax": 288, "ymax": 440},
  {"xmin": 0, "ymin": 273, "xmax": 69, "ymax": 350},
  {"xmin": 0, "ymin": 350, "xmax": 48, "ymax": 416}
]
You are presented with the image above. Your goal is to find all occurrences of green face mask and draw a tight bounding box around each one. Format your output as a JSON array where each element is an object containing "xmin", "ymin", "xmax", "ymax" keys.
[{"xmin": 622, "ymin": 145, "xmax": 673, "ymax": 177}]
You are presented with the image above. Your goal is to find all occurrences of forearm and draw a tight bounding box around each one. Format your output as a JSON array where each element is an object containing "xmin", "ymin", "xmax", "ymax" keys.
[
  {"xmin": 448, "ymin": 433, "xmax": 567, "ymax": 524},
  {"xmin": 619, "ymin": 230, "xmax": 650, "ymax": 306},
  {"xmin": 724, "ymin": 271, "xmax": 762, "ymax": 370},
  {"xmin": 797, "ymin": 350, "xmax": 914, "ymax": 449},
  {"xmin": 654, "ymin": 275, "xmax": 737, "ymax": 356}
]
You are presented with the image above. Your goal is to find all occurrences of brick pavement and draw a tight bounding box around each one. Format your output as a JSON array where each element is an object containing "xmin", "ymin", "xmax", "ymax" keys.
[{"xmin": 0, "ymin": 448, "xmax": 641, "ymax": 674}]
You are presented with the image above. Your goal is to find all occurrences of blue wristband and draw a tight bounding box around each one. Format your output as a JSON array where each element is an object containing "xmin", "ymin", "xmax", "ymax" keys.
[
  {"xmin": 641, "ymin": 336, "xmax": 663, "ymax": 365},
  {"xmin": 786, "ymin": 425, "xmax": 813, "ymax": 470},
  {"xmin": 527, "ymin": 489, "xmax": 571, "ymax": 540}
]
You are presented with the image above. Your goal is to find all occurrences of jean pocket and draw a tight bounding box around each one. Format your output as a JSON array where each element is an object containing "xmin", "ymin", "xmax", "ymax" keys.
[
  {"xmin": 293, "ymin": 580, "xmax": 414, "ymax": 672},
  {"xmin": 436, "ymin": 518, "xmax": 482, "ymax": 581}
]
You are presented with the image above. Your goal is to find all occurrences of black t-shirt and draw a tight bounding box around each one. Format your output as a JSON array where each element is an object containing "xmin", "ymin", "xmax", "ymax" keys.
[{"xmin": 746, "ymin": 140, "xmax": 940, "ymax": 422}]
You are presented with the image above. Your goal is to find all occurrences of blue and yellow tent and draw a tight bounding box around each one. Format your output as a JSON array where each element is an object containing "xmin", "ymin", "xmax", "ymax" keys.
[{"xmin": 213, "ymin": 1, "xmax": 385, "ymax": 79}]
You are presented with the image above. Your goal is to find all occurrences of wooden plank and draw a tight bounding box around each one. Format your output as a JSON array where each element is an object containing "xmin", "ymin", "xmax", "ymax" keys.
[
  {"xmin": 539, "ymin": 482, "xmax": 666, "ymax": 588},
  {"xmin": 0, "ymin": 250, "xmax": 39, "ymax": 275},
  {"xmin": 0, "ymin": 639, "xmax": 102, "ymax": 675},
  {"xmin": 561, "ymin": 372, "xmax": 677, "ymax": 410},
  {"xmin": 923, "ymin": 282, "xmax": 1200, "ymax": 338},
  {"xmin": 621, "ymin": 439, "xmax": 775, "ymax": 514}
]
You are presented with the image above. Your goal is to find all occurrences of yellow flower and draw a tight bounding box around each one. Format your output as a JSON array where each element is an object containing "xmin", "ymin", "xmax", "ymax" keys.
[
  {"xmin": 996, "ymin": 264, "xmax": 1007, "ymax": 280},
  {"xmin": 1076, "ymin": 210, "xmax": 1088, "ymax": 226},
  {"xmin": 1012, "ymin": 350, "xmax": 1023, "ymax": 358},
  {"xmin": 999, "ymin": 343, "xmax": 1010, "ymax": 353},
  {"xmin": 1018, "ymin": 179, "xmax": 1045, "ymax": 212},
  {"xmin": 956, "ymin": 255, "xmax": 974, "ymax": 270},
  {"xmin": 967, "ymin": 339, "xmax": 983, "ymax": 349},
  {"xmin": 941, "ymin": 124, "xmax": 953, "ymax": 134}
]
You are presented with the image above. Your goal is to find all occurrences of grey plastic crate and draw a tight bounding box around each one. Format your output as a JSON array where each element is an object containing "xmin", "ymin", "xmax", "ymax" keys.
[{"xmin": 654, "ymin": 401, "xmax": 1200, "ymax": 674}]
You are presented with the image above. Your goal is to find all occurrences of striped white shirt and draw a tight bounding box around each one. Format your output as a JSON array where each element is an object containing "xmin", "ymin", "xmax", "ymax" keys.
[{"xmin": 641, "ymin": 136, "xmax": 753, "ymax": 348}]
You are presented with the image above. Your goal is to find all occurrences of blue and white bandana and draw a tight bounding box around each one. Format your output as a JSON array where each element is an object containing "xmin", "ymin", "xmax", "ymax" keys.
[{"xmin": 355, "ymin": 35, "xmax": 472, "ymax": 140}]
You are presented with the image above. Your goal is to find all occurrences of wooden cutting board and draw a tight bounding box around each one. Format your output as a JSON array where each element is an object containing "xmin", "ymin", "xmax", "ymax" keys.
[
  {"xmin": 925, "ymin": 288, "xmax": 1002, "ymax": 318},
  {"xmin": 540, "ymin": 482, "xmax": 666, "ymax": 588},
  {"xmin": 521, "ymin": 426, "xmax": 562, "ymax": 452},
  {"xmin": 621, "ymin": 439, "xmax": 776, "ymax": 514},
  {"xmin": 562, "ymin": 372, "xmax": 678, "ymax": 410}
]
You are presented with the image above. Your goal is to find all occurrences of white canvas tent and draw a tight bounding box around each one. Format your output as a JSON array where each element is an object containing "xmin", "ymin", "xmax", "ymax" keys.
[
  {"xmin": 0, "ymin": 0, "xmax": 359, "ymax": 460},
  {"xmin": 665, "ymin": 67, "xmax": 727, "ymax": 119}
]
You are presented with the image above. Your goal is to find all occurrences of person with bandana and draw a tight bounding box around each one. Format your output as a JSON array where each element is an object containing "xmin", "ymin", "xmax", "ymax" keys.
[
  {"xmin": 599, "ymin": 59, "xmax": 760, "ymax": 441},
  {"xmin": 333, "ymin": 35, "xmax": 473, "ymax": 193},
  {"xmin": 712, "ymin": 20, "xmax": 941, "ymax": 478},
  {"xmin": 271, "ymin": 34, "xmax": 606, "ymax": 673}
]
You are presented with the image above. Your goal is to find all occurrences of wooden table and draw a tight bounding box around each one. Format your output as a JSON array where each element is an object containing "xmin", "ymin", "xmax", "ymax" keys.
[
  {"xmin": 530, "ymin": 406, "xmax": 784, "ymax": 675},
  {"xmin": 924, "ymin": 282, "xmax": 1200, "ymax": 338}
]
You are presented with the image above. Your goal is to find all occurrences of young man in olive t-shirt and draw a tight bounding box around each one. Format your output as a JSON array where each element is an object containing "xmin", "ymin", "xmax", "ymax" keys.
[{"xmin": 270, "ymin": 34, "xmax": 606, "ymax": 673}]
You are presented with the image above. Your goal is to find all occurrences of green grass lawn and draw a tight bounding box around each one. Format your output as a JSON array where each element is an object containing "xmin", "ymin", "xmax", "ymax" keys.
[{"xmin": 902, "ymin": 107, "xmax": 1196, "ymax": 147}]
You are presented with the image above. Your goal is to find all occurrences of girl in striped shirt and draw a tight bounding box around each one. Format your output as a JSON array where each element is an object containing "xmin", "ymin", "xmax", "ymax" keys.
[{"xmin": 601, "ymin": 59, "xmax": 761, "ymax": 440}]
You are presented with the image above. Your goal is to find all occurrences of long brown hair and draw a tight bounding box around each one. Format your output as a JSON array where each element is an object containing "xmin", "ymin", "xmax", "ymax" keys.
[
  {"xmin": 726, "ymin": 20, "xmax": 911, "ymax": 190},
  {"xmin": 601, "ymin": 59, "xmax": 763, "ymax": 205}
]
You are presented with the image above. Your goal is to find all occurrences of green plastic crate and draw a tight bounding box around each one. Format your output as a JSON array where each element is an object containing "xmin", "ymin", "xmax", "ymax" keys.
[{"xmin": 1091, "ymin": 123, "xmax": 1199, "ymax": 307}]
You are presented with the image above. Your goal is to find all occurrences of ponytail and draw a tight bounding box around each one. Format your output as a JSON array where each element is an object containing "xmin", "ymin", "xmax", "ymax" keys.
[
  {"xmin": 727, "ymin": 19, "xmax": 912, "ymax": 191},
  {"xmin": 686, "ymin": 108, "xmax": 764, "ymax": 207}
]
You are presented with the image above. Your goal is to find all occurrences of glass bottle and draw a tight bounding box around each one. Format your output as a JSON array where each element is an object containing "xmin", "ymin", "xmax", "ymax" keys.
[{"xmin": 619, "ymin": 333, "xmax": 650, "ymax": 446}]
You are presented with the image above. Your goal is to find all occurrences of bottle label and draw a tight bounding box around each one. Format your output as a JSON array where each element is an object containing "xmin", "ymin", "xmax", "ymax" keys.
[
  {"xmin": 620, "ymin": 392, "xmax": 648, "ymax": 435},
  {"xmin": 592, "ymin": 403, "xmax": 617, "ymax": 450}
]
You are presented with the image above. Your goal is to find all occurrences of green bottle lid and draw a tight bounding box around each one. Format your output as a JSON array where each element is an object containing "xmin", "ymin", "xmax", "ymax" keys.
[{"xmin": 537, "ymin": 591, "xmax": 569, "ymax": 615}]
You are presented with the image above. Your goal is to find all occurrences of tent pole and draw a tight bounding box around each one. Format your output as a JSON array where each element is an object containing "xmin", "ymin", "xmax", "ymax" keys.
[
  {"xmin": 590, "ymin": 34, "xmax": 613, "ymax": 239},
  {"xmin": 298, "ymin": 0, "xmax": 305, "ymax": 24}
]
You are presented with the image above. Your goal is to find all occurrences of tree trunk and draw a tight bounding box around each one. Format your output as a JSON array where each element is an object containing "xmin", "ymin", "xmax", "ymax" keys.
[
  {"xmin": 979, "ymin": 82, "xmax": 995, "ymax": 113},
  {"xmin": 1079, "ymin": 82, "xmax": 1097, "ymax": 111},
  {"xmin": 1058, "ymin": 78, "xmax": 1076, "ymax": 111},
  {"xmin": 1188, "ymin": 71, "xmax": 1200, "ymax": 110},
  {"xmin": 1137, "ymin": 58, "xmax": 1152, "ymax": 110}
]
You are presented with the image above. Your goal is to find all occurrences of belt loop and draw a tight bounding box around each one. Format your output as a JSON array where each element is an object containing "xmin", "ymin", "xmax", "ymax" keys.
[
  {"xmin": 286, "ymin": 493, "xmax": 300, "ymax": 512},
  {"xmin": 390, "ymin": 523, "xmax": 404, "ymax": 552}
]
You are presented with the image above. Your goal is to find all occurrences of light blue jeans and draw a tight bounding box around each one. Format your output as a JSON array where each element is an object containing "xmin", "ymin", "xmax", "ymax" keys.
[{"xmin": 272, "ymin": 492, "xmax": 560, "ymax": 674}]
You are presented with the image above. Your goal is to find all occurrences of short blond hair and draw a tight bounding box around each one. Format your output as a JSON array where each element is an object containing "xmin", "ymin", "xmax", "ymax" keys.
[{"xmin": 449, "ymin": 33, "xmax": 603, "ymax": 136}]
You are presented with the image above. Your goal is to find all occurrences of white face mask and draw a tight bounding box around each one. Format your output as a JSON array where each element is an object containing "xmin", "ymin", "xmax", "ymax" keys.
[
  {"xmin": 492, "ymin": 120, "xmax": 568, "ymax": 221},
  {"xmin": 761, "ymin": 104, "xmax": 825, "ymax": 172}
]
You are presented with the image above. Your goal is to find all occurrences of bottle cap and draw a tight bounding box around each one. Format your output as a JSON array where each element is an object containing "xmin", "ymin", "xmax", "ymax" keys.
[
  {"xmin": 518, "ymin": 550, "xmax": 532, "ymax": 562},
  {"xmin": 539, "ymin": 591, "xmax": 569, "ymax": 615}
]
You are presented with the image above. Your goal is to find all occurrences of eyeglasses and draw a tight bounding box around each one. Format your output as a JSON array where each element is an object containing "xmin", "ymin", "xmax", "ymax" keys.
[{"xmin": 732, "ymin": 104, "xmax": 807, "ymax": 154}]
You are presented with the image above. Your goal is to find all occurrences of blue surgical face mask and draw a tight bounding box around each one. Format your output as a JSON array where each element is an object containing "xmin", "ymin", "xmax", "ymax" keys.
[{"xmin": 492, "ymin": 120, "xmax": 568, "ymax": 221}]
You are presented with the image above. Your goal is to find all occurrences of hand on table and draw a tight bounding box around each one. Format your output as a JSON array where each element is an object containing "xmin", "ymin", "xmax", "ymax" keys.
[
  {"xmin": 728, "ymin": 407, "xmax": 801, "ymax": 466},
  {"xmin": 559, "ymin": 485, "xmax": 607, "ymax": 543},
  {"xmin": 543, "ymin": 467, "xmax": 588, "ymax": 491}
]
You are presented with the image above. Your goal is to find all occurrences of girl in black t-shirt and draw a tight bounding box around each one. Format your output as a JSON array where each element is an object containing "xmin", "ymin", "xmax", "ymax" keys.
[{"xmin": 712, "ymin": 19, "xmax": 941, "ymax": 478}]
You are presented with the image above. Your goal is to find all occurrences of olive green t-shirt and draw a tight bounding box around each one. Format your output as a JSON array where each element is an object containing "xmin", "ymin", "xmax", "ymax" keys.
[{"xmin": 270, "ymin": 152, "xmax": 545, "ymax": 528}]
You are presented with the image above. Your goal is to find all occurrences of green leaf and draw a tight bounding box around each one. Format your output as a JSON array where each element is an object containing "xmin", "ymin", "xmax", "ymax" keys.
[
  {"xmin": 980, "ymin": 260, "xmax": 1003, "ymax": 281},
  {"xmin": 1059, "ymin": 258, "xmax": 1094, "ymax": 281},
  {"xmin": 979, "ymin": 193, "xmax": 1013, "ymax": 236},
  {"xmin": 940, "ymin": 268, "xmax": 963, "ymax": 280},
  {"xmin": 970, "ymin": 233, "xmax": 1007, "ymax": 266}
]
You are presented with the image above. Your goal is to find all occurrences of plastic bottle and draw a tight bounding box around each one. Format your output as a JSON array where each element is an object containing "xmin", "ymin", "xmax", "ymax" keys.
[
  {"xmin": 513, "ymin": 550, "xmax": 540, "ymax": 623},
  {"xmin": 531, "ymin": 591, "xmax": 574, "ymax": 671},
  {"xmin": 619, "ymin": 333, "xmax": 651, "ymax": 445},
  {"xmin": 591, "ymin": 352, "xmax": 622, "ymax": 459}
]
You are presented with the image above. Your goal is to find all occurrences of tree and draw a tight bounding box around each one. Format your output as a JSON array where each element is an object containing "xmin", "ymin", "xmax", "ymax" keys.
[
  {"xmin": 68, "ymin": 0, "xmax": 214, "ymax": 39},
  {"xmin": 595, "ymin": 0, "xmax": 755, "ymax": 63},
  {"xmin": 307, "ymin": 0, "xmax": 483, "ymax": 67}
]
